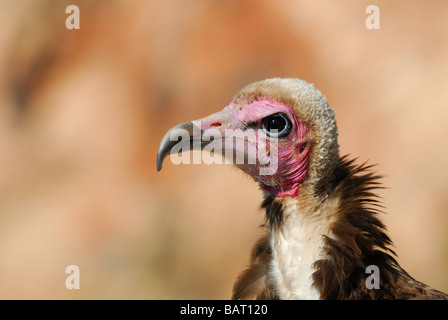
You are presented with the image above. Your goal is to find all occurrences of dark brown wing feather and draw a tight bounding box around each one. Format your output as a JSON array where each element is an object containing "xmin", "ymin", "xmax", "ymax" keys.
[
  {"xmin": 232, "ymin": 235, "xmax": 278, "ymax": 300},
  {"xmin": 233, "ymin": 156, "xmax": 448, "ymax": 300},
  {"xmin": 313, "ymin": 156, "xmax": 448, "ymax": 300}
]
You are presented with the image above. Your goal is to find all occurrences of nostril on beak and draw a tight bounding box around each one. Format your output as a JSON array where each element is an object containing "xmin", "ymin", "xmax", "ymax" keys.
[{"xmin": 210, "ymin": 122, "xmax": 222, "ymax": 128}]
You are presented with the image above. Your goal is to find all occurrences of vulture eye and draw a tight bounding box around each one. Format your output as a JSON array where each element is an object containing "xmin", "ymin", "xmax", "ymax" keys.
[{"xmin": 262, "ymin": 113, "xmax": 292, "ymax": 138}]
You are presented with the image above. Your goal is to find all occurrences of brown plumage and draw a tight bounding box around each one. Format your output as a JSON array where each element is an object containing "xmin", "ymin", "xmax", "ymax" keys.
[
  {"xmin": 233, "ymin": 156, "xmax": 448, "ymax": 300},
  {"xmin": 157, "ymin": 78, "xmax": 448, "ymax": 300}
]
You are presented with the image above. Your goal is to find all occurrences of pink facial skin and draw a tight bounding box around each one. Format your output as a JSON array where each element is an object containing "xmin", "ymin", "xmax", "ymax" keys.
[{"xmin": 198, "ymin": 98, "xmax": 310, "ymax": 198}]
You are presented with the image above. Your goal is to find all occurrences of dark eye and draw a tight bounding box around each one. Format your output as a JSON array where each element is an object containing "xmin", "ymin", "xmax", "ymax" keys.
[{"xmin": 261, "ymin": 113, "xmax": 292, "ymax": 138}]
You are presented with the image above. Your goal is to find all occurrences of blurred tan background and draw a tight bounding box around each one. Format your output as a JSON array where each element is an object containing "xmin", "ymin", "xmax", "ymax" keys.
[{"xmin": 0, "ymin": 0, "xmax": 447, "ymax": 299}]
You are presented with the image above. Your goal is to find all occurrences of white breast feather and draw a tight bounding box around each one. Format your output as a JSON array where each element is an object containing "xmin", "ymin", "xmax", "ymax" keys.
[{"xmin": 268, "ymin": 197, "xmax": 334, "ymax": 300}]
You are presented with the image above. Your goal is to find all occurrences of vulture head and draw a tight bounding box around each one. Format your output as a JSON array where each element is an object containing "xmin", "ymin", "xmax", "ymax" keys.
[
  {"xmin": 157, "ymin": 78, "xmax": 338, "ymax": 197},
  {"xmin": 156, "ymin": 78, "xmax": 448, "ymax": 300}
]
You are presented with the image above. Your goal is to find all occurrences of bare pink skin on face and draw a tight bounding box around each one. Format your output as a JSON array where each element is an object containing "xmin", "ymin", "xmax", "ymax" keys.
[
  {"xmin": 221, "ymin": 98, "xmax": 311, "ymax": 197},
  {"xmin": 233, "ymin": 99, "xmax": 310, "ymax": 197}
]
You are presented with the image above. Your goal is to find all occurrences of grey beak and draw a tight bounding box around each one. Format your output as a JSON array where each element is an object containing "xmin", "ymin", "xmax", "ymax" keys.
[
  {"xmin": 156, "ymin": 121, "xmax": 205, "ymax": 171},
  {"xmin": 157, "ymin": 108, "xmax": 236, "ymax": 171}
]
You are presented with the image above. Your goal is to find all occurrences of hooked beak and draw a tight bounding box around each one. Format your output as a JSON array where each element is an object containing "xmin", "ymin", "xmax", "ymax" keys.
[
  {"xmin": 156, "ymin": 108, "xmax": 235, "ymax": 171},
  {"xmin": 156, "ymin": 121, "xmax": 196, "ymax": 171}
]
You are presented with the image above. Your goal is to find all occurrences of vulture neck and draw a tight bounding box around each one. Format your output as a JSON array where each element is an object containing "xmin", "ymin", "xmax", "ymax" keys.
[
  {"xmin": 267, "ymin": 196, "xmax": 336, "ymax": 299},
  {"xmin": 262, "ymin": 156, "xmax": 397, "ymax": 300}
]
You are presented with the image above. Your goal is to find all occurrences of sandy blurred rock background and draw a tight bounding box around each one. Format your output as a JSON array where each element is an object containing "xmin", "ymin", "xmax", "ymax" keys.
[{"xmin": 0, "ymin": 0, "xmax": 447, "ymax": 299}]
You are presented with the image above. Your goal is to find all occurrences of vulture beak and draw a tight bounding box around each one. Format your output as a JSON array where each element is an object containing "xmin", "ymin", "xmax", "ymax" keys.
[{"xmin": 156, "ymin": 108, "xmax": 235, "ymax": 171}]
